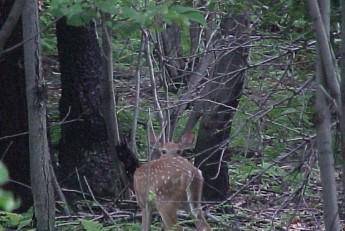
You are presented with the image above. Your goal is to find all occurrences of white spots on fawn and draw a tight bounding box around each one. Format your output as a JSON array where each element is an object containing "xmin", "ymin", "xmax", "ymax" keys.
[{"xmin": 133, "ymin": 153, "xmax": 211, "ymax": 231}]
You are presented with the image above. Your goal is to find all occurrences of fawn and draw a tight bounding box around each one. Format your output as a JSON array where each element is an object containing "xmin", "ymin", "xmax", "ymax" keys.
[{"xmin": 116, "ymin": 137, "xmax": 211, "ymax": 231}]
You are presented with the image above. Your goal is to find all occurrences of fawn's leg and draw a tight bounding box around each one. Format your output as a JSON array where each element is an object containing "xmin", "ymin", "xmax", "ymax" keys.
[
  {"xmin": 158, "ymin": 204, "xmax": 181, "ymax": 231},
  {"xmin": 141, "ymin": 203, "xmax": 152, "ymax": 231},
  {"xmin": 187, "ymin": 174, "xmax": 211, "ymax": 231}
]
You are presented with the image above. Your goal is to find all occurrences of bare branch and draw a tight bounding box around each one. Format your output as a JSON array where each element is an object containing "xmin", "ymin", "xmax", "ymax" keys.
[
  {"xmin": 143, "ymin": 29, "xmax": 166, "ymax": 143},
  {"xmin": 0, "ymin": 0, "xmax": 25, "ymax": 51},
  {"xmin": 130, "ymin": 33, "xmax": 145, "ymax": 152}
]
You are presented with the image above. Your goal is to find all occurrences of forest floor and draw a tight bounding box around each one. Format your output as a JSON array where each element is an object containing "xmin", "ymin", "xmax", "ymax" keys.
[{"xmin": 43, "ymin": 57, "xmax": 343, "ymax": 231}]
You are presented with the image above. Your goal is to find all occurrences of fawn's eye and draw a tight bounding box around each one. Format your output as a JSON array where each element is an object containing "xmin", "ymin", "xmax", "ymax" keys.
[{"xmin": 161, "ymin": 149, "xmax": 167, "ymax": 154}]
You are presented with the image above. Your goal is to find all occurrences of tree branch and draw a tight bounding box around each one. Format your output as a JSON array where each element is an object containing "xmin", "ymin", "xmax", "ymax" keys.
[{"xmin": 0, "ymin": 0, "xmax": 25, "ymax": 51}]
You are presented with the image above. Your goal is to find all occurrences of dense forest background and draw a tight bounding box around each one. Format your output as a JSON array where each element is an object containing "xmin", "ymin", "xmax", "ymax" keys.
[{"xmin": 1, "ymin": 0, "xmax": 345, "ymax": 230}]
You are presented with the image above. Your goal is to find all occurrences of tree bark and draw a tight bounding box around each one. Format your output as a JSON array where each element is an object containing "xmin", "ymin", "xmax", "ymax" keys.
[
  {"xmin": 190, "ymin": 15, "xmax": 250, "ymax": 201},
  {"xmin": 340, "ymin": 0, "xmax": 345, "ymax": 219},
  {"xmin": 161, "ymin": 24, "xmax": 183, "ymax": 86},
  {"xmin": 0, "ymin": 0, "xmax": 32, "ymax": 212},
  {"xmin": 314, "ymin": 66, "xmax": 340, "ymax": 231},
  {"xmin": 308, "ymin": 0, "xmax": 341, "ymax": 230},
  {"xmin": 22, "ymin": 0, "xmax": 55, "ymax": 229},
  {"xmin": 56, "ymin": 18, "xmax": 126, "ymax": 200}
]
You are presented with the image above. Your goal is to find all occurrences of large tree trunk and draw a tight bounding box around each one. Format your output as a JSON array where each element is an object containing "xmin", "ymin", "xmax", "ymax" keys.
[
  {"xmin": 194, "ymin": 78, "xmax": 244, "ymax": 201},
  {"xmin": 190, "ymin": 15, "xmax": 250, "ymax": 201},
  {"xmin": 56, "ymin": 18, "xmax": 125, "ymax": 200},
  {"xmin": 22, "ymin": 0, "xmax": 55, "ymax": 229},
  {"xmin": 0, "ymin": 0, "xmax": 32, "ymax": 211}
]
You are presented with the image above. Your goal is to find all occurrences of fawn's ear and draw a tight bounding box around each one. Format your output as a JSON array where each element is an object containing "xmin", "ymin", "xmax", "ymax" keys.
[
  {"xmin": 180, "ymin": 131, "xmax": 195, "ymax": 150},
  {"xmin": 148, "ymin": 124, "xmax": 158, "ymax": 147},
  {"xmin": 147, "ymin": 120, "xmax": 162, "ymax": 160}
]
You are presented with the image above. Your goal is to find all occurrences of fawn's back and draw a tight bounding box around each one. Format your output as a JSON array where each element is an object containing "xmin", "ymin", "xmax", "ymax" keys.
[{"xmin": 134, "ymin": 155, "xmax": 200, "ymax": 206}]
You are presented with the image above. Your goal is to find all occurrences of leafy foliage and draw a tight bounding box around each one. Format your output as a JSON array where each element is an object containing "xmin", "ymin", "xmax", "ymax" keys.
[
  {"xmin": 40, "ymin": 0, "xmax": 57, "ymax": 55},
  {"xmin": 80, "ymin": 219, "xmax": 104, "ymax": 231},
  {"xmin": 50, "ymin": 0, "xmax": 205, "ymax": 29},
  {"xmin": 79, "ymin": 219, "xmax": 141, "ymax": 231},
  {"xmin": 221, "ymin": 0, "xmax": 310, "ymax": 37},
  {"xmin": 0, "ymin": 162, "xmax": 17, "ymax": 212},
  {"xmin": 0, "ymin": 208, "xmax": 33, "ymax": 230}
]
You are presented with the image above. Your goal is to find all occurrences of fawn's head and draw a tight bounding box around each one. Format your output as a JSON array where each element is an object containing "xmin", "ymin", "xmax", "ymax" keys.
[{"xmin": 148, "ymin": 129, "xmax": 195, "ymax": 160}]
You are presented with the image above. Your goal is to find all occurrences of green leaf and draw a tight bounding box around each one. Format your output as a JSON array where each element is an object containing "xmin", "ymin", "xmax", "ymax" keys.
[
  {"xmin": 0, "ymin": 211, "xmax": 22, "ymax": 227},
  {"xmin": 281, "ymin": 108, "xmax": 298, "ymax": 115},
  {"xmin": 121, "ymin": 7, "xmax": 145, "ymax": 25},
  {"xmin": 0, "ymin": 190, "xmax": 18, "ymax": 211},
  {"xmin": 50, "ymin": 0, "xmax": 70, "ymax": 17},
  {"xmin": 147, "ymin": 191, "xmax": 156, "ymax": 202},
  {"xmin": 66, "ymin": 15, "xmax": 84, "ymax": 26},
  {"xmin": 65, "ymin": 4, "xmax": 84, "ymax": 25},
  {"xmin": 181, "ymin": 11, "xmax": 205, "ymax": 25},
  {"xmin": 80, "ymin": 219, "xmax": 104, "ymax": 231},
  {"xmin": 170, "ymin": 5, "xmax": 197, "ymax": 14},
  {"xmin": 170, "ymin": 5, "xmax": 205, "ymax": 25},
  {"xmin": 113, "ymin": 21, "xmax": 141, "ymax": 36},
  {"xmin": 95, "ymin": 0, "xmax": 118, "ymax": 14},
  {"xmin": 17, "ymin": 219, "xmax": 32, "ymax": 229},
  {"xmin": 0, "ymin": 162, "xmax": 9, "ymax": 185}
]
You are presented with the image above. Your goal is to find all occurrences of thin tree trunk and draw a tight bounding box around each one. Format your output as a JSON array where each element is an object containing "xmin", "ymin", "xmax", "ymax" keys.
[
  {"xmin": 309, "ymin": 0, "xmax": 340, "ymax": 230},
  {"xmin": 340, "ymin": 0, "xmax": 345, "ymax": 219},
  {"xmin": 22, "ymin": 0, "xmax": 55, "ymax": 229},
  {"xmin": 130, "ymin": 34, "xmax": 144, "ymax": 153},
  {"xmin": 308, "ymin": 0, "xmax": 340, "ymax": 103},
  {"xmin": 101, "ymin": 14, "xmax": 120, "ymax": 145},
  {"xmin": 314, "ymin": 68, "xmax": 340, "ymax": 231},
  {"xmin": 100, "ymin": 14, "xmax": 128, "ymax": 193}
]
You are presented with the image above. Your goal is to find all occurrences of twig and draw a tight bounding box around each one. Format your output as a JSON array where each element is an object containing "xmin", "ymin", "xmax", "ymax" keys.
[
  {"xmin": 0, "ymin": 16, "xmax": 63, "ymax": 57},
  {"xmin": 210, "ymin": 146, "xmax": 226, "ymax": 180},
  {"xmin": 51, "ymin": 165, "xmax": 71, "ymax": 216},
  {"xmin": 143, "ymin": 29, "xmax": 166, "ymax": 143},
  {"xmin": 75, "ymin": 168, "xmax": 93, "ymax": 214},
  {"xmin": 8, "ymin": 179, "xmax": 31, "ymax": 189},
  {"xmin": 1, "ymin": 141, "xmax": 13, "ymax": 160},
  {"xmin": 83, "ymin": 176, "xmax": 115, "ymax": 224},
  {"xmin": 218, "ymin": 141, "xmax": 308, "ymax": 207},
  {"xmin": 0, "ymin": 118, "xmax": 82, "ymax": 141}
]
